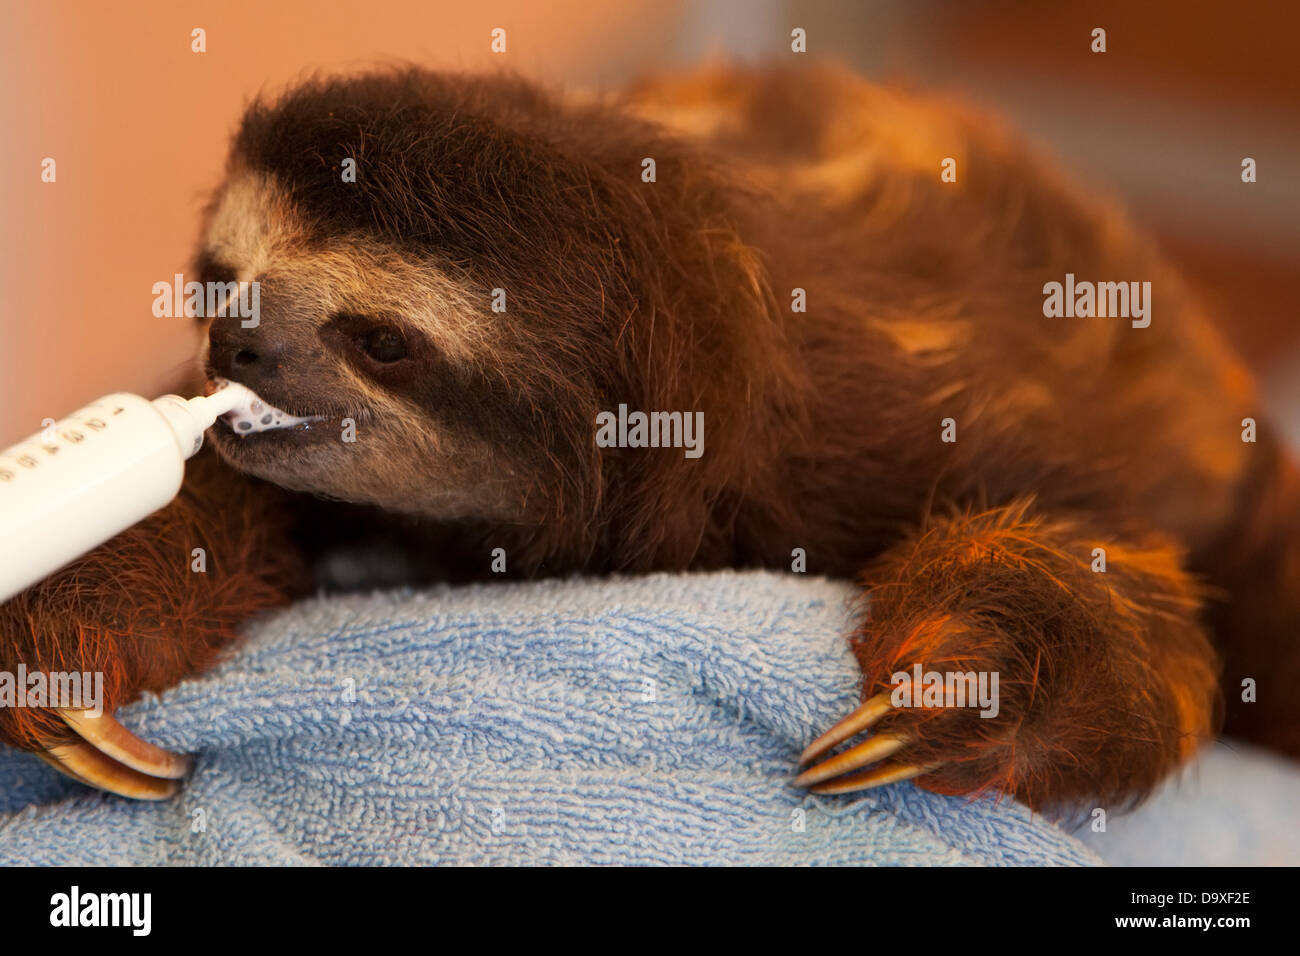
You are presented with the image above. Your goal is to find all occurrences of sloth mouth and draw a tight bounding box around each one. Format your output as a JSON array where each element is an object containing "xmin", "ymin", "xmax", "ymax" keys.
[{"xmin": 204, "ymin": 377, "xmax": 328, "ymax": 438}]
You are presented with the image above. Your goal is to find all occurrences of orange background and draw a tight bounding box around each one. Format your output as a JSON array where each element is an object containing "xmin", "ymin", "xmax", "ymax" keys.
[
  {"xmin": 2, "ymin": 0, "xmax": 1297, "ymax": 443},
  {"xmin": 0, "ymin": 0, "xmax": 681, "ymax": 442}
]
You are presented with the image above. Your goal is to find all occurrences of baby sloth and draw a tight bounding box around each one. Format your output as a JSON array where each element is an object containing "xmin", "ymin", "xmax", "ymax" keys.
[{"xmin": 2, "ymin": 64, "xmax": 1298, "ymax": 808}]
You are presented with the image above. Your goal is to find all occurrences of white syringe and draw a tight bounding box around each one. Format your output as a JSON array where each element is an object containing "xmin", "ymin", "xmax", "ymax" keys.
[{"xmin": 0, "ymin": 381, "xmax": 258, "ymax": 604}]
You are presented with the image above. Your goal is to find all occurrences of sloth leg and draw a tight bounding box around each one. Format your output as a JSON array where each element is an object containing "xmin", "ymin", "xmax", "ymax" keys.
[
  {"xmin": 0, "ymin": 448, "xmax": 308, "ymax": 799},
  {"xmin": 795, "ymin": 500, "xmax": 1221, "ymax": 811}
]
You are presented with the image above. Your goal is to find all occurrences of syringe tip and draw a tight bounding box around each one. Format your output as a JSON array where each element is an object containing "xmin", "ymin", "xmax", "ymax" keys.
[{"xmin": 196, "ymin": 379, "xmax": 257, "ymax": 418}]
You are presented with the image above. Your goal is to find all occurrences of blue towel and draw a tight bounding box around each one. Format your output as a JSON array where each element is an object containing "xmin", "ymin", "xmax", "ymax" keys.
[{"xmin": 0, "ymin": 570, "xmax": 1290, "ymax": 866}]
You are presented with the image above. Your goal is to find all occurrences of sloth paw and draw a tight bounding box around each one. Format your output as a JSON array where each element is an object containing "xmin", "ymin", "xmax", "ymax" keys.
[
  {"xmin": 793, "ymin": 668, "xmax": 1048, "ymax": 800},
  {"xmin": 793, "ymin": 505, "xmax": 1224, "ymax": 808},
  {"xmin": 35, "ymin": 710, "xmax": 192, "ymax": 801},
  {"xmin": 793, "ymin": 614, "xmax": 1216, "ymax": 808},
  {"xmin": 793, "ymin": 614, "xmax": 1034, "ymax": 799}
]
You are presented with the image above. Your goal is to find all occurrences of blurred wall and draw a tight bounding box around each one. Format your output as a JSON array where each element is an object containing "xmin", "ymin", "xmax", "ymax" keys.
[
  {"xmin": 3, "ymin": 0, "xmax": 1297, "ymax": 443},
  {"xmin": 0, "ymin": 0, "xmax": 685, "ymax": 443}
]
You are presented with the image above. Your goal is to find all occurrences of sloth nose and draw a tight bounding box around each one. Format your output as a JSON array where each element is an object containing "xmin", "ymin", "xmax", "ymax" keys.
[{"xmin": 208, "ymin": 314, "xmax": 285, "ymax": 386}]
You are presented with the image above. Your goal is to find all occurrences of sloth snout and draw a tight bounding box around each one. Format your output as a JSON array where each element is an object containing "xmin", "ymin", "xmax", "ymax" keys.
[{"xmin": 208, "ymin": 315, "xmax": 285, "ymax": 386}]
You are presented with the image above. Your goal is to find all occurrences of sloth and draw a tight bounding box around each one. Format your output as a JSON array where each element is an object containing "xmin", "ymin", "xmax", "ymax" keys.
[{"xmin": 2, "ymin": 63, "xmax": 1297, "ymax": 808}]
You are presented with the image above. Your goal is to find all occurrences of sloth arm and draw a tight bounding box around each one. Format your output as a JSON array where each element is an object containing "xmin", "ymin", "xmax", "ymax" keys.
[{"xmin": 0, "ymin": 437, "xmax": 310, "ymax": 798}]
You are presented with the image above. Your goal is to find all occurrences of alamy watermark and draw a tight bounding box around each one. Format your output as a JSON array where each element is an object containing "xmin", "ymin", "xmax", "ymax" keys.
[
  {"xmin": 0, "ymin": 666, "xmax": 104, "ymax": 716},
  {"xmin": 891, "ymin": 664, "xmax": 999, "ymax": 718},
  {"xmin": 595, "ymin": 404, "xmax": 704, "ymax": 459},
  {"xmin": 1042, "ymin": 273, "xmax": 1150, "ymax": 328},
  {"xmin": 152, "ymin": 274, "xmax": 260, "ymax": 327}
]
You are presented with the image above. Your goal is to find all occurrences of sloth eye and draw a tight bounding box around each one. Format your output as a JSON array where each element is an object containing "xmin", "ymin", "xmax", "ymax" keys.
[
  {"xmin": 322, "ymin": 312, "xmax": 415, "ymax": 369},
  {"xmin": 360, "ymin": 327, "xmax": 408, "ymax": 363}
]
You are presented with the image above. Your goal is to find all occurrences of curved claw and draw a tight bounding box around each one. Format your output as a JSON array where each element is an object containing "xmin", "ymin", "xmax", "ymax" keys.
[
  {"xmin": 36, "ymin": 709, "xmax": 193, "ymax": 800},
  {"xmin": 808, "ymin": 761, "xmax": 938, "ymax": 795},
  {"xmin": 38, "ymin": 743, "xmax": 183, "ymax": 801},
  {"xmin": 798, "ymin": 692, "xmax": 893, "ymax": 766},
  {"xmin": 793, "ymin": 732, "xmax": 909, "ymax": 788},
  {"xmin": 58, "ymin": 709, "xmax": 193, "ymax": 779},
  {"xmin": 796, "ymin": 692, "xmax": 940, "ymax": 796}
]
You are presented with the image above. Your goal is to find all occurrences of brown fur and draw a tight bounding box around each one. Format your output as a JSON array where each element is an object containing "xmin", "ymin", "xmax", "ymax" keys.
[
  {"xmin": 0, "ymin": 451, "xmax": 307, "ymax": 749},
  {"xmin": 2, "ymin": 63, "xmax": 1296, "ymax": 811}
]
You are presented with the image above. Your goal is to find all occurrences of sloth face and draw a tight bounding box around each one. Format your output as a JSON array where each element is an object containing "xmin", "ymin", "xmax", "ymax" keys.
[
  {"xmin": 191, "ymin": 70, "xmax": 724, "ymax": 534},
  {"xmin": 197, "ymin": 165, "xmax": 571, "ymax": 523},
  {"xmin": 191, "ymin": 119, "xmax": 634, "ymax": 528}
]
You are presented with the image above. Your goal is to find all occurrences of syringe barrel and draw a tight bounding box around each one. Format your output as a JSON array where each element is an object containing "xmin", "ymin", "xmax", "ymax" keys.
[{"xmin": 0, "ymin": 393, "xmax": 192, "ymax": 604}]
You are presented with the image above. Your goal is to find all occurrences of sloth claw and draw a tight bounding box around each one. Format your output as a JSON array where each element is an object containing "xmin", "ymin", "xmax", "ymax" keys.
[
  {"xmin": 798, "ymin": 692, "xmax": 893, "ymax": 766},
  {"xmin": 58, "ymin": 709, "xmax": 193, "ymax": 779},
  {"xmin": 808, "ymin": 761, "xmax": 938, "ymax": 795},
  {"xmin": 795, "ymin": 693, "xmax": 939, "ymax": 795},
  {"xmin": 792, "ymin": 731, "xmax": 909, "ymax": 788},
  {"xmin": 37, "ymin": 709, "xmax": 192, "ymax": 800}
]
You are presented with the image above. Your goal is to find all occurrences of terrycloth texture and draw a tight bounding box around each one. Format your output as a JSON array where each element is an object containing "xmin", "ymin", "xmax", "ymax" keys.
[{"xmin": 0, "ymin": 569, "xmax": 1176, "ymax": 867}]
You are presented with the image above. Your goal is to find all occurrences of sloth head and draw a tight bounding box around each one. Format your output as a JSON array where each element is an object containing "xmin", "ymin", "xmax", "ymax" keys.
[{"xmin": 196, "ymin": 69, "xmax": 786, "ymax": 565}]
